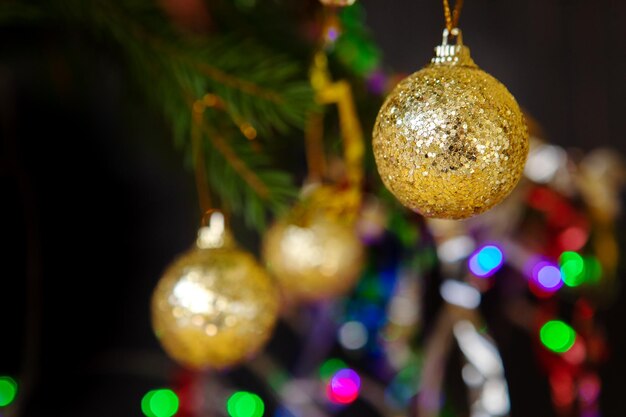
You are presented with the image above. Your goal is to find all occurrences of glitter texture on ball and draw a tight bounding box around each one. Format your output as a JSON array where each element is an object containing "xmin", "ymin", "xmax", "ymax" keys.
[
  {"xmin": 151, "ymin": 213, "xmax": 279, "ymax": 370},
  {"xmin": 373, "ymin": 29, "xmax": 528, "ymax": 219},
  {"xmin": 263, "ymin": 186, "xmax": 364, "ymax": 302}
]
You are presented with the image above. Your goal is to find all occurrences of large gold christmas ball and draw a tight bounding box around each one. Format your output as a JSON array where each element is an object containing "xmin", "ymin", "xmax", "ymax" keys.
[
  {"xmin": 151, "ymin": 214, "xmax": 278, "ymax": 370},
  {"xmin": 373, "ymin": 30, "xmax": 528, "ymax": 219},
  {"xmin": 262, "ymin": 186, "xmax": 364, "ymax": 302}
]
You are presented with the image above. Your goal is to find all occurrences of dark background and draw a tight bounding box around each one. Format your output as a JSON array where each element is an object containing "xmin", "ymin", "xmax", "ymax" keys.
[
  {"xmin": 363, "ymin": 0, "xmax": 626, "ymax": 153},
  {"xmin": 1, "ymin": 1, "xmax": 625, "ymax": 416}
]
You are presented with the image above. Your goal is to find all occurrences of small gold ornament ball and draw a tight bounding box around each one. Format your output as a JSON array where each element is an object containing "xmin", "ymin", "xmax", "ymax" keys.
[
  {"xmin": 151, "ymin": 215, "xmax": 278, "ymax": 370},
  {"xmin": 263, "ymin": 186, "xmax": 364, "ymax": 302},
  {"xmin": 373, "ymin": 30, "xmax": 528, "ymax": 219}
]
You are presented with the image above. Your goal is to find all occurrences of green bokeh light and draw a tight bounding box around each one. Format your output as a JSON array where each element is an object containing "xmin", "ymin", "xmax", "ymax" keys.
[
  {"xmin": 227, "ymin": 391, "xmax": 264, "ymax": 417},
  {"xmin": 141, "ymin": 389, "xmax": 179, "ymax": 417},
  {"xmin": 540, "ymin": 320, "xmax": 576, "ymax": 353},
  {"xmin": 584, "ymin": 256, "xmax": 603, "ymax": 284},
  {"xmin": 0, "ymin": 376, "xmax": 17, "ymax": 407},
  {"xmin": 559, "ymin": 251, "xmax": 585, "ymax": 287},
  {"xmin": 319, "ymin": 358, "xmax": 348, "ymax": 381}
]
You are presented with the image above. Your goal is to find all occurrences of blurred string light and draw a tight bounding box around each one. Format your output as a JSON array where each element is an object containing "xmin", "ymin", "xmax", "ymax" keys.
[
  {"xmin": 527, "ymin": 253, "xmax": 603, "ymax": 292},
  {"xmin": 440, "ymin": 280, "xmax": 481, "ymax": 309},
  {"xmin": 338, "ymin": 321, "xmax": 368, "ymax": 350},
  {"xmin": 366, "ymin": 70, "xmax": 387, "ymax": 95},
  {"xmin": 584, "ymin": 256, "xmax": 603, "ymax": 284},
  {"xmin": 559, "ymin": 251, "xmax": 585, "ymax": 287},
  {"xmin": 524, "ymin": 143, "xmax": 566, "ymax": 184},
  {"xmin": 537, "ymin": 264, "xmax": 562, "ymax": 289},
  {"xmin": 540, "ymin": 320, "xmax": 576, "ymax": 353},
  {"xmin": 462, "ymin": 363, "xmax": 484, "ymax": 388},
  {"xmin": 453, "ymin": 321, "xmax": 510, "ymax": 416},
  {"xmin": 579, "ymin": 374, "xmax": 601, "ymax": 405},
  {"xmin": 336, "ymin": 4, "xmax": 381, "ymax": 76},
  {"xmin": 437, "ymin": 235, "xmax": 475, "ymax": 263},
  {"xmin": 325, "ymin": 25, "xmax": 340, "ymax": 43},
  {"xmin": 141, "ymin": 389, "xmax": 179, "ymax": 417},
  {"xmin": 0, "ymin": 376, "xmax": 17, "ymax": 407},
  {"xmin": 550, "ymin": 370, "xmax": 575, "ymax": 408},
  {"xmin": 387, "ymin": 293, "xmax": 420, "ymax": 327},
  {"xmin": 326, "ymin": 369, "xmax": 360, "ymax": 405},
  {"xmin": 227, "ymin": 391, "xmax": 265, "ymax": 417},
  {"xmin": 558, "ymin": 226, "xmax": 589, "ymax": 252},
  {"xmin": 319, "ymin": 358, "xmax": 348, "ymax": 381},
  {"xmin": 479, "ymin": 378, "xmax": 510, "ymax": 417},
  {"xmin": 529, "ymin": 261, "xmax": 563, "ymax": 295},
  {"xmin": 454, "ymin": 321, "xmax": 504, "ymax": 378},
  {"xmin": 562, "ymin": 338, "xmax": 586, "ymax": 365},
  {"xmin": 468, "ymin": 245, "xmax": 504, "ymax": 278}
]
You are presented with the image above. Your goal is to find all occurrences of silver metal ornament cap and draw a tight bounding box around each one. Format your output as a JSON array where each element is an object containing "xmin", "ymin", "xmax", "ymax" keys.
[
  {"xmin": 431, "ymin": 28, "xmax": 476, "ymax": 67},
  {"xmin": 196, "ymin": 211, "xmax": 234, "ymax": 249}
]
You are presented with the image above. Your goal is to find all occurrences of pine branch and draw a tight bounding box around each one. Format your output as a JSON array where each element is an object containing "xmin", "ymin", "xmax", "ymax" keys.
[
  {"xmin": 201, "ymin": 119, "xmax": 298, "ymax": 229},
  {"xmin": 0, "ymin": 0, "xmax": 313, "ymax": 230},
  {"xmin": 71, "ymin": 0, "xmax": 309, "ymax": 228},
  {"xmin": 59, "ymin": 0, "xmax": 314, "ymax": 136}
]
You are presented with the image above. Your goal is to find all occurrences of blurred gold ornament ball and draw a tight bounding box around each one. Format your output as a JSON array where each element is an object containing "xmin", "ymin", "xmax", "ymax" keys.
[
  {"xmin": 263, "ymin": 186, "xmax": 364, "ymax": 302},
  {"xmin": 152, "ymin": 213, "xmax": 278, "ymax": 370},
  {"xmin": 373, "ymin": 30, "xmax": 528, "ymax": 219},
  {"xmin": 319, "ymin": 0, "xmax": 356, "ymax": 6}
]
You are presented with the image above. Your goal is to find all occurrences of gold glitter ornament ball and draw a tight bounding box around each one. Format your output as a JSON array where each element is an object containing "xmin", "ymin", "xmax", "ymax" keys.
[
  {"xmin": 151, "ymin": 213, "xmax": 279, "ymax": 370},
  {"xmin": 373, "ymin": 29, "xmax": 528, "ymax": 219},
  {"xmin": 263, "ymin": 186, "xmax": 365, "ymax": 302}
]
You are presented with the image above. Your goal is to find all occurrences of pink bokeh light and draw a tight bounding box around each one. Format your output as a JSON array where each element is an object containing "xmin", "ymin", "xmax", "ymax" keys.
[{"xmin": 327, "ymin": 369, "xmax": 361, "ymax": 405}]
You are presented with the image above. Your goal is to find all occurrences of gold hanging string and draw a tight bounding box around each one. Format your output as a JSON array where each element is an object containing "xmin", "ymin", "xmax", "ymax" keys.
[{"xmin": 442, "ymin": 0, "xmax": 465, "ymax": 32}]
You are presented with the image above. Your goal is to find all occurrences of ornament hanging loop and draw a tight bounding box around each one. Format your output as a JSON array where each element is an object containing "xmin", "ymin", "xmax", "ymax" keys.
[
  {"xmin": 442, "ymin": 27, "xmax": 463, "ymax": 47},
  {"xmin": 432, "ymin": 28, "xmax": 475, "ymax": 66},
  {"xmin": 200, "ymin": 209, "xmax": 222, "ymax": 227},
  {"xmin": 197, "ymin": 210, "xmax": 232, "ymax": 249}
]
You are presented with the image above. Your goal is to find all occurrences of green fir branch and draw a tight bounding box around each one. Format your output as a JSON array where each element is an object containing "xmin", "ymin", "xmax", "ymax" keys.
[
  {"xmin": 0, "ymin": 0, "xmax": 313, "ymax": 230},
  {"xmin": 57, "ymin": 0, "xmax": 315, "ymax": 136},
  {"xmin": 201, "ymin": 119, "xmax": 298, "ymax": 229}
]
